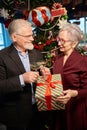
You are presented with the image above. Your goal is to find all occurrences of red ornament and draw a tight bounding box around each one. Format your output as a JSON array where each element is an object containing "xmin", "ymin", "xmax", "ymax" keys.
[
  {"xmin": 23, "ymin": 10, "xmax": 29, "ymax": 20},
  {"xmin": 4, "ymin": 19, "xmax": 11, "ymax": 28},
  {"xmin": 15, "ymin": 1, "xmax": 19, "ymax": 6}
]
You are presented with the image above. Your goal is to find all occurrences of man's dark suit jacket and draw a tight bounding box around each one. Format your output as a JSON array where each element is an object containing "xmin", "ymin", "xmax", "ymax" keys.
[{"xmin": 0, "ymin": 44, "xmax": 43, "ymax": 128}]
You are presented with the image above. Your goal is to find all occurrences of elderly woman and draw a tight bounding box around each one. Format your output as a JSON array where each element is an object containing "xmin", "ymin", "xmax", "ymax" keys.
[
  {"xmin": 41, "ymin": 23, "xmax": 87, "ymax": 130},
  {"xmin": 52, "ymin": 23, "xmax": 87, "ymax": 130}
]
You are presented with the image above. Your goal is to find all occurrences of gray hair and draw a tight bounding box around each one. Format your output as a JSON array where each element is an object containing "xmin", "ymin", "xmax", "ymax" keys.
[
  {"xmin": 8, "ymin": 19, "xmax": 32, "ymax": 35},
  {"xmin": 59, "ymin": 23, "xmax": 84, "ymax": 42}
]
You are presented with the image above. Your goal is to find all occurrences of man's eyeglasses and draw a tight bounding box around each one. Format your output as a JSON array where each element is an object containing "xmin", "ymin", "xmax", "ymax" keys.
[
  {"xmin": 16, "ymin": 34, "xmax": 34, "ymax": 38},
  {"xmin": 57, "ymin": 37, "xmax": 72, "ymax": 44}
]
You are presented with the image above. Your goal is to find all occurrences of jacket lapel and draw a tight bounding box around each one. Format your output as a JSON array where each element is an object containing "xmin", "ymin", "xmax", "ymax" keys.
[{"xmin": 8, "ymin": 44, "xmax": 26, "ymax": 73}]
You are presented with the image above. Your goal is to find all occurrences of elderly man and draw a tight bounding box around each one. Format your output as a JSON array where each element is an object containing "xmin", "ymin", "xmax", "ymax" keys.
[{"xmin": 0, "ymin": 19, "xmax": 48, "ymax": 130}]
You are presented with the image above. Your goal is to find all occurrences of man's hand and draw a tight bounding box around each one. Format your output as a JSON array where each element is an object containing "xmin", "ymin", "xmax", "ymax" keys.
[{"xmin": 22, "ymin": 71, "xmax": 39, "ymax": 83}]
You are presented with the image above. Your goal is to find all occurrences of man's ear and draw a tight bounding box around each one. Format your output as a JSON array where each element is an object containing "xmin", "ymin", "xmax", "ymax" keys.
[{"xmin": 11, "ymin": 33, "xmax": 17, "ymax": 42}]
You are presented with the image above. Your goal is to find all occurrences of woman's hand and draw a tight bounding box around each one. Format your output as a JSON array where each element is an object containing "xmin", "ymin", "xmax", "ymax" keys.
[
  {"xmin": 40, "ymin": 66, "xmax": 51, "ymax": 76},
  {"xmin": 56, "ymin": 89, "xmax": 78, "ymax": 104}
]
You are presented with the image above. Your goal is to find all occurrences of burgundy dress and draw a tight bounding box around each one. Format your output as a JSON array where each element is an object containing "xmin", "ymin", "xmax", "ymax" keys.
[{"xmin": 52, "ymin": 50, "xmax": 87, "ymax": 130}]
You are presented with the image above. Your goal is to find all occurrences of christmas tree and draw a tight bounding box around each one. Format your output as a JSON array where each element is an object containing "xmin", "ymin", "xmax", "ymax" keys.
[{"xmin": 28, "ymin": 2, "xmax": 68, "ymax": 67}]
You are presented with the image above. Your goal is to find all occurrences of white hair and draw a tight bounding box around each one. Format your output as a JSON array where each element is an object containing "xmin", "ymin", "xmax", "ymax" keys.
[
  {"xmin": 8, "ymin": 19, "xmax": 32, "ymax": 35},
  {"xmin": 59, "ymin": 23, "xmax": 84, "ymax": 42}
]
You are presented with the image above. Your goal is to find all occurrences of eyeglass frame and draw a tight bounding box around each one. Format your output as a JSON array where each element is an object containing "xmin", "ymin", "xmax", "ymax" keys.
[
  {"xmin": 57, "ymin": 37, "xmax": 74, "ymax": 44},
  {"xmin": 16, "ymin": 33, "xmax": 34, "ymax": 38}
]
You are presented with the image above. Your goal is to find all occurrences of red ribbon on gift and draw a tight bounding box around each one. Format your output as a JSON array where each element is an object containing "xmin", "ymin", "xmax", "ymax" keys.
[{"xmin": 37, "ymin": 74, "xmax": 62, "ymax": 110}]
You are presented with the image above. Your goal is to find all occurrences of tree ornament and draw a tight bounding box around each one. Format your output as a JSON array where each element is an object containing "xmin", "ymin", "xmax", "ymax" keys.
[
  {"xmin": 0, "ymin": 8, "xmax": 9, "ymax": 19},
  {"xmin": 57, "ymin": 17, "xmax": 68, "ymax": 29},
  {"xmin": 51, "ymin": 2, "xmax": 67, "ymax": 20},
  {"xmin": 4, "ymin": 18, "xmax": 11, "ymax": 28},
  {"xmin": 28, "ymin": 6, "xmax": 51, "ymax": 26},
  {"xmin": 23, "ymin": 9, "xmax": 29, "ymax": 20},
  {"xmin": 46, "ymin": 53, "xmax": 51, "ymax": 59},
  {"xmin": 64, "ymin": 15, "xmax": 68, "ymax": 19},
  {"xmin": 46, "ymin": 22, "xmax": 50, "ymax": 26}
]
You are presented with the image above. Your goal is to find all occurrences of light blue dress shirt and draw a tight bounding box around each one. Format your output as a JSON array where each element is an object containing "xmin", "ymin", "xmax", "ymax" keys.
[{"xmin": 15, "ymin": 48, "xmax": 35, "ymax": 104}]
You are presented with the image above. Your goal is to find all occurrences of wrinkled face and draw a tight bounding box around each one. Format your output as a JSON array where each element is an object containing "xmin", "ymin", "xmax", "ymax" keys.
[
  {"xmin": 58, "ymin": 30, "xmax": 77, "ymax": 54},
  {"xmin": 11, "ymin": 25, "xmax": 34, "ymax": 51}
]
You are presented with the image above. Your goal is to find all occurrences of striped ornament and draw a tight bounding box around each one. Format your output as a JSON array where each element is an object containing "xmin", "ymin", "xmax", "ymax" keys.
[{"xmin": 28, "ymin": 6, "xmax": 51, "ymax": 26}]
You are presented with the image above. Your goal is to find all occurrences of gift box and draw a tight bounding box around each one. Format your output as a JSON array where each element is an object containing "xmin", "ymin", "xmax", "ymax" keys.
[{"xmin": 35, "ymin": 74, "xmax": 65, "ymax": 111}]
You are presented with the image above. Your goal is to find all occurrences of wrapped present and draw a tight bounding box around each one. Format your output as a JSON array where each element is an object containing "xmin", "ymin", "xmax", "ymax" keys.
[{"xmin": 35, "ymin": 74, "xmax": 65, "ymax": 111}]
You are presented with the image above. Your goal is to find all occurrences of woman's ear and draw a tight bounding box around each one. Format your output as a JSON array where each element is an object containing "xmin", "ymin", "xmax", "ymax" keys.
[{"xmin": 72, "ymin": 41, "xmax": 78, "ymax": 48}]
